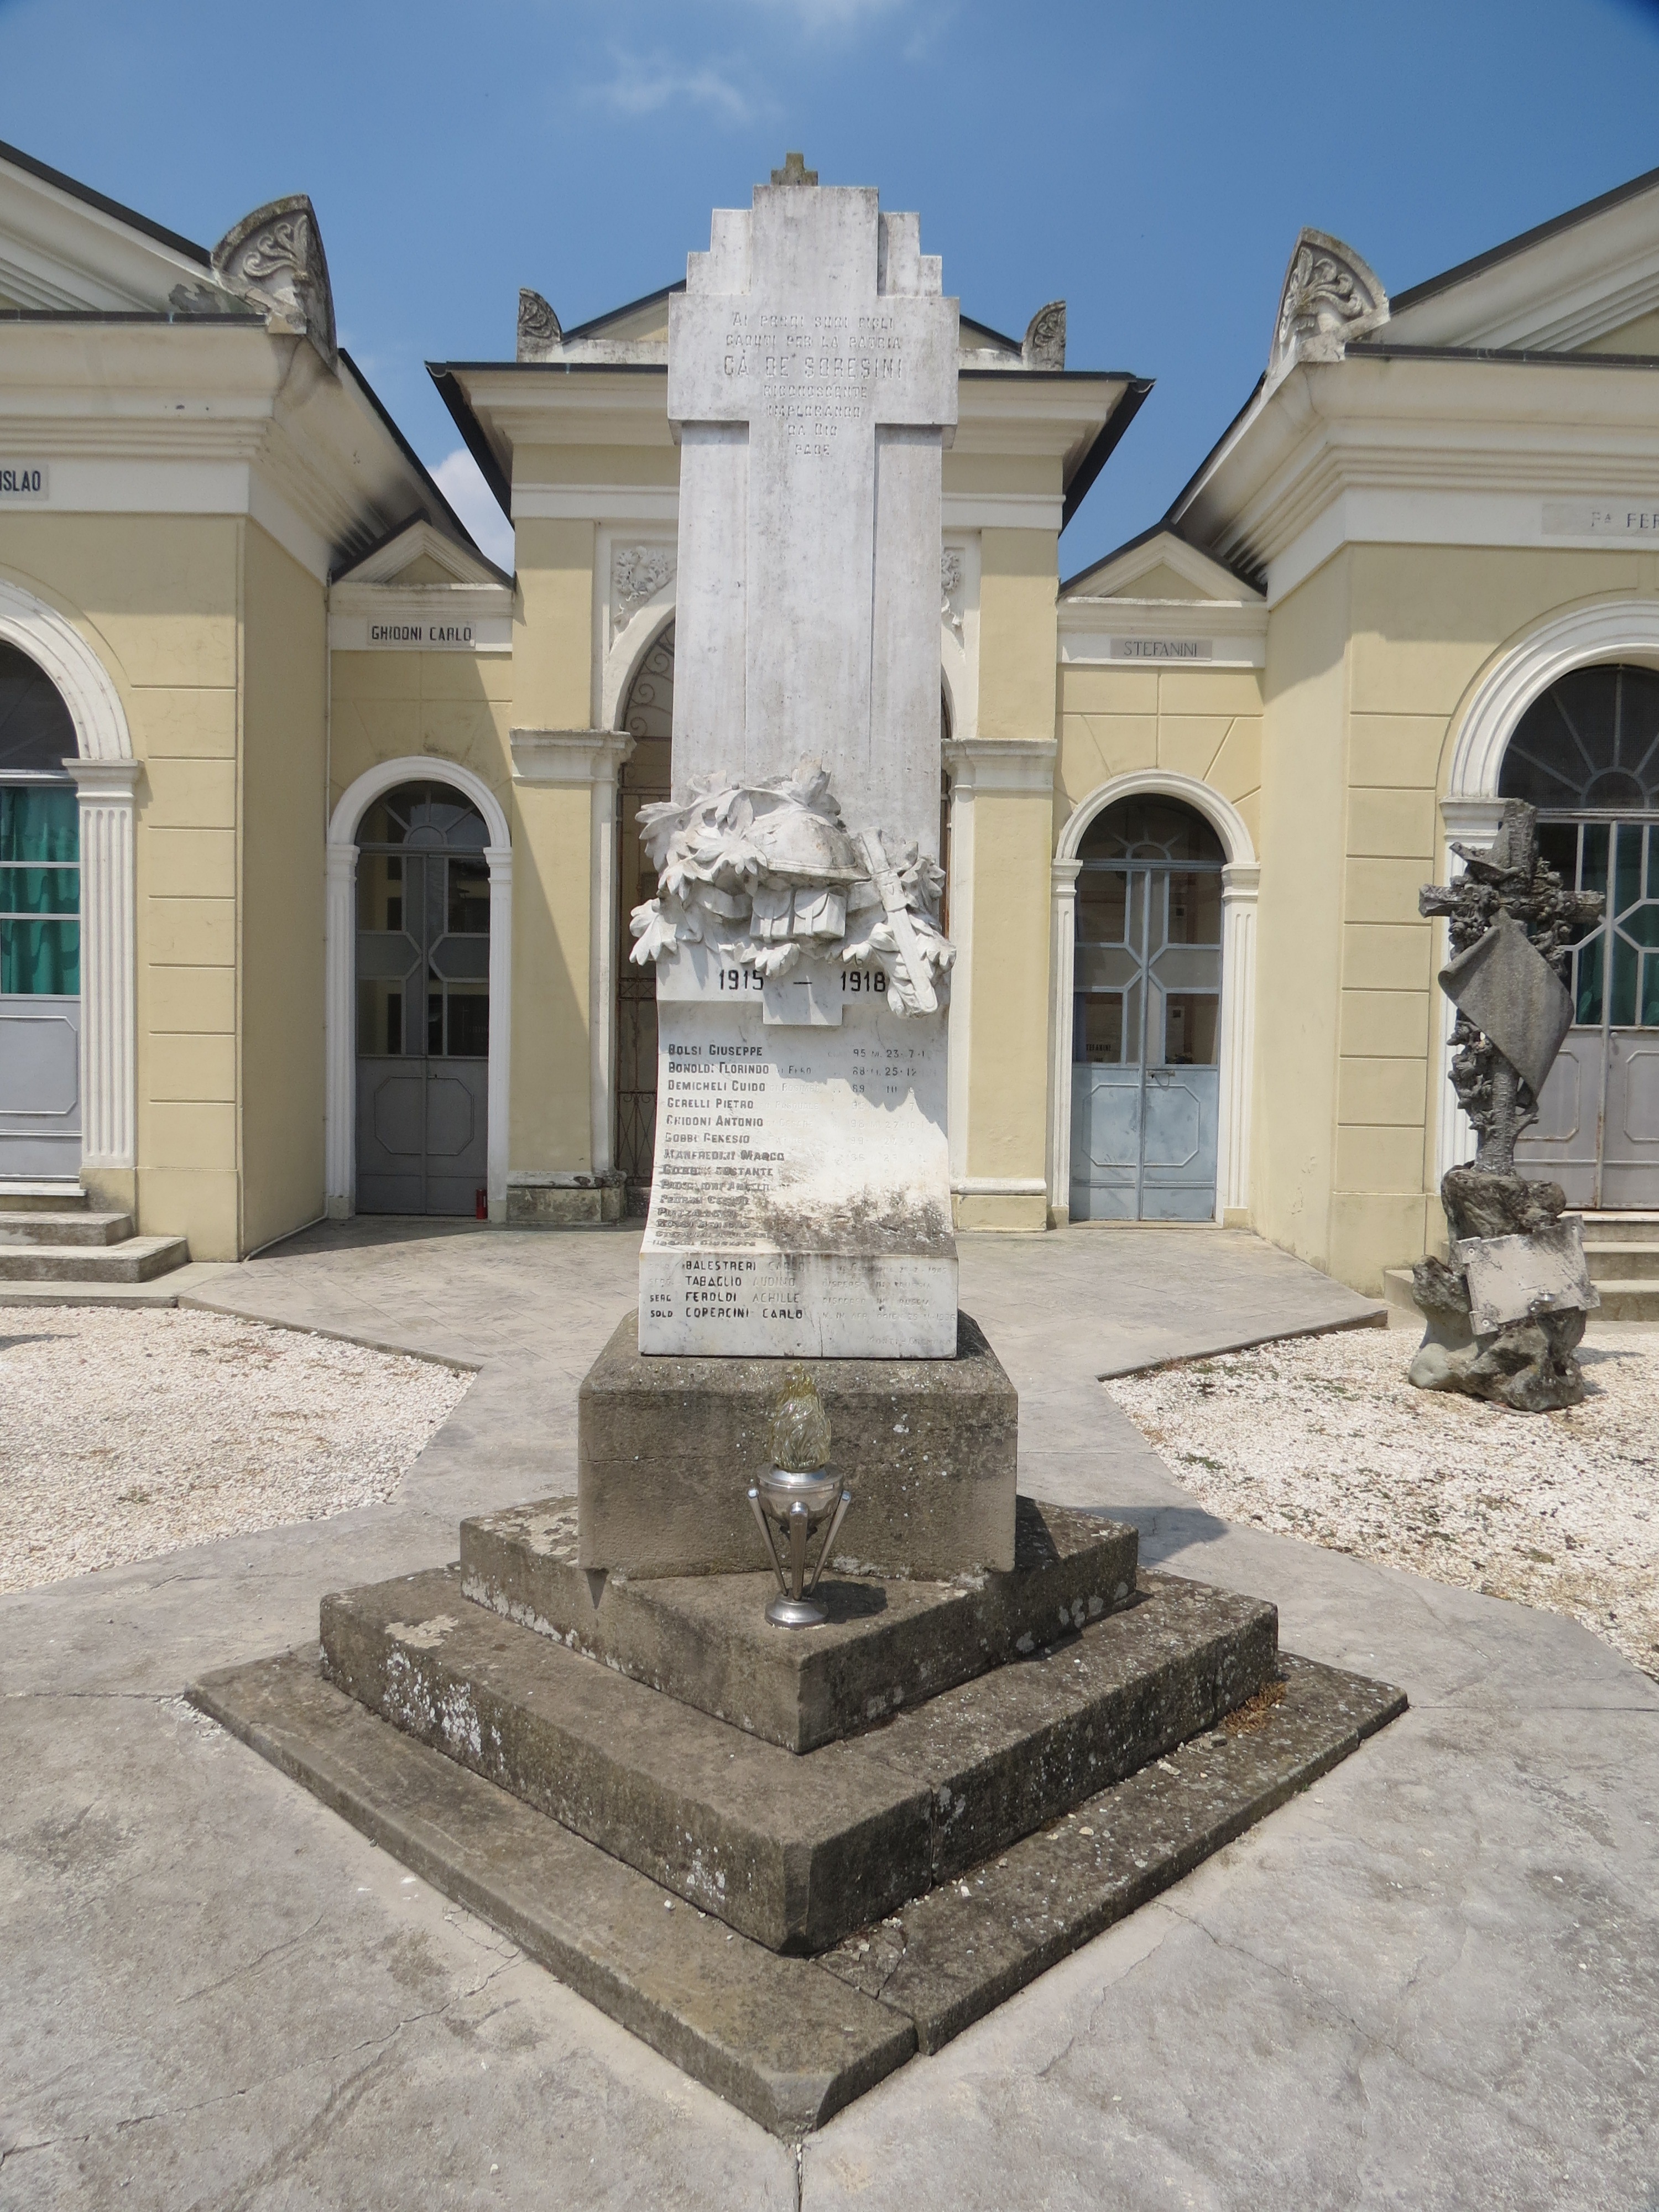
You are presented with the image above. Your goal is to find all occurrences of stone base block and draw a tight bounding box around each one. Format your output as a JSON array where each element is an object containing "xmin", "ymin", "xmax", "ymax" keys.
[
  {"xmin": 578, "ymin": 1307, "xmax": 1018, "ymax": 1578},
  {"xmin": 460, "ymin": 1495, "xmax": 1139, "ymax": 1752},
  {"xmin": 189, "ymin": 1646, "xmax": 1404, "ymax": 2136},
  {"xmin": 506, "ymin": 1172, "xmax": 627, "ymax": 1228},
  {"xmin": 316, "ymin": 1559, "xmax": 1277, "ymax": 1955}
]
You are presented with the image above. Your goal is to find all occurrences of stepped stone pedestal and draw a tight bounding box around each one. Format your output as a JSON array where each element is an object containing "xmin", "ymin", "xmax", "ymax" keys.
[{"xmin": 192, "ymin": 1495, "xmax": 1405, "ymax": 2131}]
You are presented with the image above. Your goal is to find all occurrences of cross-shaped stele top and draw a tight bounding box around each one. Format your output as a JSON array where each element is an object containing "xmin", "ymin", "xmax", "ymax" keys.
[{"xmin": 667, "ymin": 179, "xmax": 959, "ymax": 857}]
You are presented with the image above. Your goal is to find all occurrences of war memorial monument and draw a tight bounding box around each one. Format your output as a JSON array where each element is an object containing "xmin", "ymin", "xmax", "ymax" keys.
[{"xmin": 191, "ymin": 166, "xmax": 1404, "ymax": 2136}]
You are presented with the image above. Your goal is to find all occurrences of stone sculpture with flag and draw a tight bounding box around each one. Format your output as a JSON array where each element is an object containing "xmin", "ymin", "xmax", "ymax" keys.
[{"xmin": 1413, "ymin": 800, "xmax": 1605, "ymax": 1408}]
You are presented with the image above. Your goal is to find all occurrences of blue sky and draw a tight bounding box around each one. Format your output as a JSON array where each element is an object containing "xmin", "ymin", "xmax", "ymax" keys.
[{"xmin": 2, "ymin": 0, "xmax": 1658, "ymax": 575}]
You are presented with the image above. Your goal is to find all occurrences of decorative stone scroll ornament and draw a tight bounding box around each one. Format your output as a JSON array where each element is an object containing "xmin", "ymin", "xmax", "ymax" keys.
[
  {"xmin": 1266, "ymin": 228, "xmax": 1387, "ymax": 387},
  {"xmin": 1411, "ymin": 800, "xmax": 1604, "ymax": 1410},
  {"xmin": 940, "ymin": 547, "xmax": 964, "ymax": 635},
  {"xmin": 612, "ymin": 545, "xmax": 676, "ymax": 626},
  {"xmin": 628, "ymin": 759, "xmax": 953, "ymax": 1016},
  {"xmin": 1022, "ymin": 300, "xmax": 1066, "ymax": 370},
  {"xmin": 517, "ymin": 288, "xmax": 562, "ymax": 361},
  {"xmin": 210, "ymin": 196, "xmax": 336, "ymax": 367}
]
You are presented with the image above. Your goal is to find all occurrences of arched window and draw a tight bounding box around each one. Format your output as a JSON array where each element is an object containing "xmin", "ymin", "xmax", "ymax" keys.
[
  {"xmin": 0, "ymin": 639, "xmax": 79, "ymax": 998},
  {"xmin": 1500, "ymin": 664, "xmax": 1659, "ymax": 1029}
]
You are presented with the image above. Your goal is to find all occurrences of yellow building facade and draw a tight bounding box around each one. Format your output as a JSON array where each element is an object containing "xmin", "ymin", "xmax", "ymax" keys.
[{"xmin": 4, "ymin": 143, "xmax": 1658, "ymax": 1293}]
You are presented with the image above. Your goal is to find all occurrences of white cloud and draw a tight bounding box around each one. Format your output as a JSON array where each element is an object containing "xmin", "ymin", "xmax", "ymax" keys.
[
  {"xmin": 744, "ymin": 0, "xmax": 905, "ymax": 26},
  {"xmin": 588, "ymin": 48, "xmax": 760, "ymax": 122},
  {"xmin": 431, "ymin": 448, "xmax": 515, "ymax": 573}
]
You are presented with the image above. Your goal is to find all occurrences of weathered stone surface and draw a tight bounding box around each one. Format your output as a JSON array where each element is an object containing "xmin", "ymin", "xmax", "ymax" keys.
[
  {"xmin": 578, "ymin": 1307, "xmax": 1018, "ymax": 1577},
  {"xmin": 460, "ymin": 1494, "xmax": 1138, "ymax": 1752},
  {"xmin": 188, "ymin": 1647, "xmax": 916, "ymax": 2138},
  {"xmin": 1409, "ymin": 1254, "xmax": 1474, "ymax": 1350},
  {"xmin": 1439, "ymin": 1166, "xmax": 1566, "ymax": 1243},
  {"xmin": 638, "ymin": 181, "xmax": 962, "ymax": 1359},
  {"xmin": 319, "ymin": 1563, "xmax": 1276, "ymax": 1954},
  {"xmin": 186, "ymin": 1642, "xmax": 1404, "ymax": 2135},
  {"xmin": 1409, "ymin": 1306, "xmax": 1589, "ymax": 1411},
  {"xmin": 322, "ymin": 1564, "xmax": 931, "ymax": 1954},
  {"xmin": 817, "ymin": 1653, "xmax": 1407, "ymax": 2054}
]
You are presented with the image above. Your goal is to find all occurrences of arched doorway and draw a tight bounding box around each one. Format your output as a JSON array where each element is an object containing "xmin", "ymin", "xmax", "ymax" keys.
[
  {"xmin": 1069, "ymin": 793, "xmax": 1225, "ymax": 1221},
  {"xmin": 0, "ymin": 641, "xmax": 80, "ymax": 1180},
  {"xmin": 615, "ymin": 623, "xmax": 672, "ymax": 1212},
  {"xmin": 1503, "ymin": 662, "xmax": 1659, "ymax": 1206},
  {"xmin": 354, "ymin": 779, "xmax": 493, "ymax": 1215}
]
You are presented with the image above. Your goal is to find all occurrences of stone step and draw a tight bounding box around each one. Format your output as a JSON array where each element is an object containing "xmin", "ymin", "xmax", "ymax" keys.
[
  {"xmin": 187, "ymin": 1641, "xmax": 1405, "ymax": 2136},
  {"xmin": 1584, "ymin": 1241, "xmax": 1659, "ymax": 1281},
  {"xmin": 0, "ymin": 1179, "xmax": 87, "ymax": 1212},
  {"xmin": 1585, "ymin": 1280, "xmax": 1659, "ymax": 1321},
  {"xmin": 460, "ymin": 1495, "xmax": 1139, "ymax": 1754},
  {"xmin": 319, "ymin": 1561, "xmax": 1278, "ymax": 1957},
  {"xmin": 0, "ymin": 1235, "xmax": 189, "ymax": 1284},
  {"xmin": 0, "ymin": 1208, "xmax": 134, "ymax": 1248},
  {"xmin": 1573, "ymin": 1211, "xmax": 1659, "ymax": 1244}
]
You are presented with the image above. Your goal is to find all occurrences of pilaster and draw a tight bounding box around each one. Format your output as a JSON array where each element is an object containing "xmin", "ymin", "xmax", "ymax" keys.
[
  {"xmin": 509, "ymin": 729, "xmax": 634, "ymax": 1204},
  {"xmin": 66, "ymin": 757, "xmax": 139, "ymax": 1173}
]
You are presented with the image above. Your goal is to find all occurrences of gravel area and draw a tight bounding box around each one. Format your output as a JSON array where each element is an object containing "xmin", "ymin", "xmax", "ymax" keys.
[
  {"xmin": 0, "ymin": 1308, "xmax": 473, "ymax": 1594},
  {"xmin": 1107, "ymin": 1325, "xmax": 1659, "ymax": 1680}
]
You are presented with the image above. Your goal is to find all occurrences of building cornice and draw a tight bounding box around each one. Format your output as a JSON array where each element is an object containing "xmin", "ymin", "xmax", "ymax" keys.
[
  {"xmin": 1172, "ymin": 351, "xmax": 1659, "ymax": 601},
  {"xmin": 943, "ymin": 735, "xmax": 1057, "ymax": 794},
  {"xmin": 435, "ymin": 358, "xmax": 1148, "ymax": 535},
  {"xmin": 510, "ymin": 728, "xmax": 635, "ymax": 785},
  {"xmin": 0, "ymin": 322, "xmax": 462, "ymax": 582}
]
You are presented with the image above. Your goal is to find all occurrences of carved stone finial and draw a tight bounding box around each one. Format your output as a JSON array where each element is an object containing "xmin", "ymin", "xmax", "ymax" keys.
[
  {"xmin": 518, "ymin": 288, "xmax": 562, "ymax": 362},
  {"xmin": 1022, "ymin": 300, "xmax": 1066, "ymax": 370},
  {"xmin": 211, "ymin": 195, "xmax": 336, "ymax": 367},
  {"xmin": 1267, "ymin": 228, "xmax": 1387, "ymax": 384},
  {"xmin": 770, "ymin": 151, "xmax": 817, "ymax": 187}
]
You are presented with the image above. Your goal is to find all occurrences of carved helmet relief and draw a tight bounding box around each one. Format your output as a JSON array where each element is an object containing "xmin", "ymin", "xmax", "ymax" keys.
[
  {"xmin": 211, "ymin": 195, "xmax": 336, "ymax": 367},
  {"xmin": 1267, "ymin": 228, "xmax": 1387, "ymax": 386}
]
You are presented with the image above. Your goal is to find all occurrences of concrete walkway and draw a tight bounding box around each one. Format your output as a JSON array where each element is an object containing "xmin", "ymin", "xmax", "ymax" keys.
[{"xmin": 1, "ymin": 1223, "xmax": 1653, "ymax": 2209}]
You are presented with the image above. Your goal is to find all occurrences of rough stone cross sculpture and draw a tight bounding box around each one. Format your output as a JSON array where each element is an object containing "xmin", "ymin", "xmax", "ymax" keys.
[{"xmin": 1412, "ymin": 799, "xmax": 1605, "ymax": 1410}]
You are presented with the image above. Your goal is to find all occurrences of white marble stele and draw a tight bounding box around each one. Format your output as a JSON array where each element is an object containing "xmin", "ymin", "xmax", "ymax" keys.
[
  {"xmin": 638, "ymin": 176, "xmax": 961, "ymax": 1360},
  {"xmin": 639, "ymin": 946, "xmax": 956, "ymax": 1358}
]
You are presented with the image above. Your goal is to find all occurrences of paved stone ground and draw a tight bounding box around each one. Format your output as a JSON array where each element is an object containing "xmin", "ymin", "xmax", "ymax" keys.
[{"xmin": 2, "ymin": 1222, "xmax": 1655, "ymax": 2209}]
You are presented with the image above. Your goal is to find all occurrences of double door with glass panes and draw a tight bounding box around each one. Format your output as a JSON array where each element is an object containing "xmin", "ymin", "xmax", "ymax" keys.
[
  {"xmin": 1501, "ymin": 663, "xmax": 1659, "ymax": 1208},
  {"xmin": 0, "ymin": 643, "xmax": 81, "ymax": 1179},
  {"xmin": 1516, "ymin": 816, "xmax": 1659, "ymax": 1206},
  {"xmin": 1070, "ymin": 800, "xmax": 1224, "ymax": 1222},
  {"xmin": 354, "ymin": 783, "xmax": 491, "ymax": 1215}
]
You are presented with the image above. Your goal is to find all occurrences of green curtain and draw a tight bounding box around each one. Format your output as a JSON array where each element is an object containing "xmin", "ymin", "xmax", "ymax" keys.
[{"xmin": 0, "ymin": 786, "xmax": 79, "ymax": 993}]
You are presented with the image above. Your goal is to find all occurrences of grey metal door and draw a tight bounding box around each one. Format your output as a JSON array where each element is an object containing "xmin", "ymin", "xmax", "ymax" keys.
[
  {"xmin": 1516, "ymin": 816, "xmax": 1659, "ymax": 1206},
  {"xmin": 354, "ymin": 785, "xmax": 490, "ymax": 1216},
  {"xmin": 1071, "ymin": 855, "xmax": 1222, "ymax": 1223}
]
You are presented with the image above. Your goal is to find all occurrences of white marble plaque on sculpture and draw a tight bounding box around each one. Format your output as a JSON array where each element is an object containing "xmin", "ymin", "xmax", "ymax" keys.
[
  {"xmin": 639, "ymin": 980, "xmax": 955, "ymax": 1358},
  {"xmin": 635, "ymin": 175, "xmax": 959, "ymax": 1358}
]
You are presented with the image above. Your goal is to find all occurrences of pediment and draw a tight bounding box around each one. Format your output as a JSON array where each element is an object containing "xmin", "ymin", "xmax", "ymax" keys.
[
  {"xmin": 1386, "ymin": 164, "xmax": 1659, "ymax": 354},
  {"xmin": 0, "ymin": 137, "xmax": 217, "ymax": 312},
  {"xmin": 332, "ymin": 517, "xmax": 509, "ymax": 589},
  {"xmin": 1061, "ymin": 529, "xmax": 1261, "ymax": 604}
]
